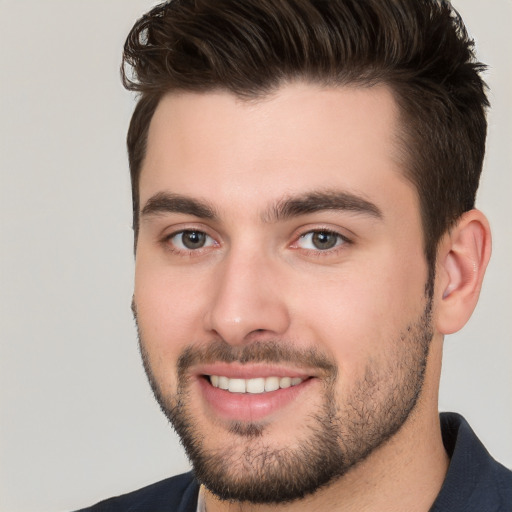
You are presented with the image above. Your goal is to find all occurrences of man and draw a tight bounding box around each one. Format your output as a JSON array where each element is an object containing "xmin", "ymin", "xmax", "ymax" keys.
[{"xmin": 77, "ymin": 0, "xmax": 512, "ymax": 510}]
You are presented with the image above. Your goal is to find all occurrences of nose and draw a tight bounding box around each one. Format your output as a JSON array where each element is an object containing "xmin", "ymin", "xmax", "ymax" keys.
[{"xmin": 204, "ymin": 248, "xmax": 291, "ymax": 345}]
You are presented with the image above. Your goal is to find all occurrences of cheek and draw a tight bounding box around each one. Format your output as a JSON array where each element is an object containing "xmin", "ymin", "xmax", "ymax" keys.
[
  {"xmin": 134, "ymin": 259, "xmax": 211, "ymax": 380},
  {"xmin": 289, "ymin": 255, "xmax": 427, "ymax": 378}
]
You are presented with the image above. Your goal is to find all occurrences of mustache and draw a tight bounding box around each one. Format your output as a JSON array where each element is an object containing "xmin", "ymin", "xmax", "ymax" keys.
[
  {"xmin": 132, "ymin": 297, "xmax": 338, "ymax": 379},
  {"xmin": 176, "ymin": 339, "xmax": 338, "ymax": 378}
]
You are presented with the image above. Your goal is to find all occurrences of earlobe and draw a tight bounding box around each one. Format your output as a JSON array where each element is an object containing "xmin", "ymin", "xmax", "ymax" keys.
[{"xmin": 436, "ymin": 210, "xmax": 491, "ymax": 334}]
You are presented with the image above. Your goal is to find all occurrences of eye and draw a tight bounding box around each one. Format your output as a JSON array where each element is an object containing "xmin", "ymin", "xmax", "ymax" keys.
[
  {"xmin": 296, "ymin": 230, "xmax": 347, "ymax": 251},
  {"xmin": 168, "ymin": 230, "xmax": 216, "ymax": 251}
]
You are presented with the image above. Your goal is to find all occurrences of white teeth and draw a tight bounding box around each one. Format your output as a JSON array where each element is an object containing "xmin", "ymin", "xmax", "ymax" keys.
[
  {"xmin": 218, "ymin": 376, "xmax": 229, "ymax": 390},
  {"xmin": 246, "ymin": 377, "xmax": 265, "ymax": 394},
  {"xmin": 265, "ymin": 376, "xmax": 280, "ymax": 392},
  {"xmin": 228, "ymin": 378, "xmax": 246, "ymax": 393},
  {"xmin": 209, "ymin": 375, "xmax": 304, "ymax": 394},
  {"xmin": 279, "ymin": 377, "xmax": 291, "ymax": 388}
]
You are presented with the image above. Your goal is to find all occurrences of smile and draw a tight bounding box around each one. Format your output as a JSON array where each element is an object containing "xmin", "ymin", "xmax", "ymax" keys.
[
  {"xmin": 209, "ymin": 375, "xmax": 304, "ymax": 394},
  {"xmin": 197, "ymin": 368, "xmax": 316, "ymax": 422}
]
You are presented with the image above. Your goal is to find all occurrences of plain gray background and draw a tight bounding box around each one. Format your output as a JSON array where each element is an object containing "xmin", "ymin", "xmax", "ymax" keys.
[{"xmin": 1, "ymin": 1, "xmax": 511, "ymax": 511}]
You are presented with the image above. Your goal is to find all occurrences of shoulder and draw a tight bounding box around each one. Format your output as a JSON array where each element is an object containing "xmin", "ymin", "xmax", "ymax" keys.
[
  {"xmin": 73, "ymin": 471, "xmax": 199, "ymax": 512},
  {"xmin": 432, "ymin": 413, "xmax": 512, "ymax": 512}
]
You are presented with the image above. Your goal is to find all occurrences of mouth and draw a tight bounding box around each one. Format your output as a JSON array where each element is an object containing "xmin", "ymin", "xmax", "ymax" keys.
[
  {"xmin": 208, "ymin": 375, "xmax": 304, "ymax": 394},
  {"xmin": 194, "ymin": 365, "xmax": 316, "ymax": 423}
]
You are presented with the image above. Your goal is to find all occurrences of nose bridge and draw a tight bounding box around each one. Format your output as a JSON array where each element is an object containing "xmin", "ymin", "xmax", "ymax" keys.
[{"xmin": 205, "ymin": 242, "xmax": 290, "ymax": 344}]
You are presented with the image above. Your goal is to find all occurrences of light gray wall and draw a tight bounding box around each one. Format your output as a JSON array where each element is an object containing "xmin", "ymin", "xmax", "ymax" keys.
[{"xmin": 0, "ymin": 1, "xmax": 510, "ymax": 511}]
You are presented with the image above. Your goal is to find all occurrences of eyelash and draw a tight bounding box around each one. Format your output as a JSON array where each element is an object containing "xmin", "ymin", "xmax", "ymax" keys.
[
  {"xmin": 291, "ymin": 228, "xmax": 351, "ymax": 255},
  {"xmin": 161, "ymin": 229, "xmax": 217, "ymax": 256},
  {"xmin": 160, "ymin": 227, "xmax": 352, "ymax": 257}
]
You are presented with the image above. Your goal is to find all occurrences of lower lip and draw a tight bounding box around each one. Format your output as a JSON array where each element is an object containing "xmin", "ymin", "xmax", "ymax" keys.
[{"xmin": 197, "ymin": 377, "xmax": 315, "ymax": 423}]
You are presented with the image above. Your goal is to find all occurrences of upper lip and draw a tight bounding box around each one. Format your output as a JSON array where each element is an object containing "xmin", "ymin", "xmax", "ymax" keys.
[{"xmin": 193, "ymin": 362, "xmax": 315, "ymax": 380}]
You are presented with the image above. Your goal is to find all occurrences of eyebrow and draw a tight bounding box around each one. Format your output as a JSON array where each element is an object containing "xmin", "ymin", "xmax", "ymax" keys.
[
  {"xmin": 264, "ymin": 190, "xmax": 383, "ymax": 222},
  {"xmin": 140, "ymin": 189, "xmax": 382, "ymax": 223},
  {"xmin": 141, "ymin": 192, "xmax": 217, "ymax": 220}
]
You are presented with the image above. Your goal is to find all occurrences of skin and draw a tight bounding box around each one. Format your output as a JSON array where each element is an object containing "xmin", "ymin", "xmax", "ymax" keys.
[{"xmin": 133, "ymin": 83, "xmax": 491, "ymax": 511}]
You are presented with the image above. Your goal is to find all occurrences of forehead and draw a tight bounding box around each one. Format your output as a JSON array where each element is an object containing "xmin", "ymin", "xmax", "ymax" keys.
[{"xmin": 140, "ymin": 83, "xmax": 412, "ymax": 216}]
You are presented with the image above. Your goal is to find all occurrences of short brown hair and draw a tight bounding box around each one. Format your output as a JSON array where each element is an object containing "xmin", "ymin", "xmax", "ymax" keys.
[{"xmin": 122, "ymin": 0, "xmax": 488, "ymax": 291}]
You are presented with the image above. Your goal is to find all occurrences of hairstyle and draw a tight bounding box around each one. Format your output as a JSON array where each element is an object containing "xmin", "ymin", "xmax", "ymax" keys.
[{"xmin": 122, "ymin": 0, "xmax": 488, "ymax": 291}]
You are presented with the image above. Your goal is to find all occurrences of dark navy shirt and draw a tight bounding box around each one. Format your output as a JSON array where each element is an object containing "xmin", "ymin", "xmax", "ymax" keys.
[
  {"xmin": 75, "ymin": 413, "xmax": 512, "ymax": 511},
  {"xmin": 430, "ymin": 413, "xmax": 511, "ymax": 511}
]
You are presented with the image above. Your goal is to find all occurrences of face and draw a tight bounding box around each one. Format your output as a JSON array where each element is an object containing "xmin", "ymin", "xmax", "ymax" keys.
[{"xmin": 134, "ymin": 83, "xmax": 434, "ymax": 503}]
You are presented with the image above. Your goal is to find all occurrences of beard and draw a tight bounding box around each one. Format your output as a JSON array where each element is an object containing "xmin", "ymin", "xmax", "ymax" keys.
[{"xmin": 135, "ymin": 299, "xmax": 433, "ymax": 504}]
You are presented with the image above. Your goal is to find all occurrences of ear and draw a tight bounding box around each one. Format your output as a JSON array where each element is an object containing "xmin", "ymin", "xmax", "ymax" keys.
[{"xmin": 435, "ymin": 209, "xmax": 491, "ymax": 335}]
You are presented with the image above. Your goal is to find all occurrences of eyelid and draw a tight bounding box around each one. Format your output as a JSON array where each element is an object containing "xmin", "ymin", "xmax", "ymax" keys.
[
  {"xmin": 290, "ymin": 226, "xmax": 353, "ymax": 252},
  {"xmin": 160, "ymin": 224, "xmax": 220, "ymax": 254},
  {"xmin": 170, "ymin": 230, "xmax": 215, "ymax": 250}
]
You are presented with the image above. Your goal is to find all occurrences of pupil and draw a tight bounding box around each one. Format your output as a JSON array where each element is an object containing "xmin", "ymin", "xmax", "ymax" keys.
[
  {"xmin": 312, "ymin": 231, "xmax": 337, "ymax": 250},
  {"xmin": 182, "ymin": 231, "xmax": 206, "ymax": 249}
]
